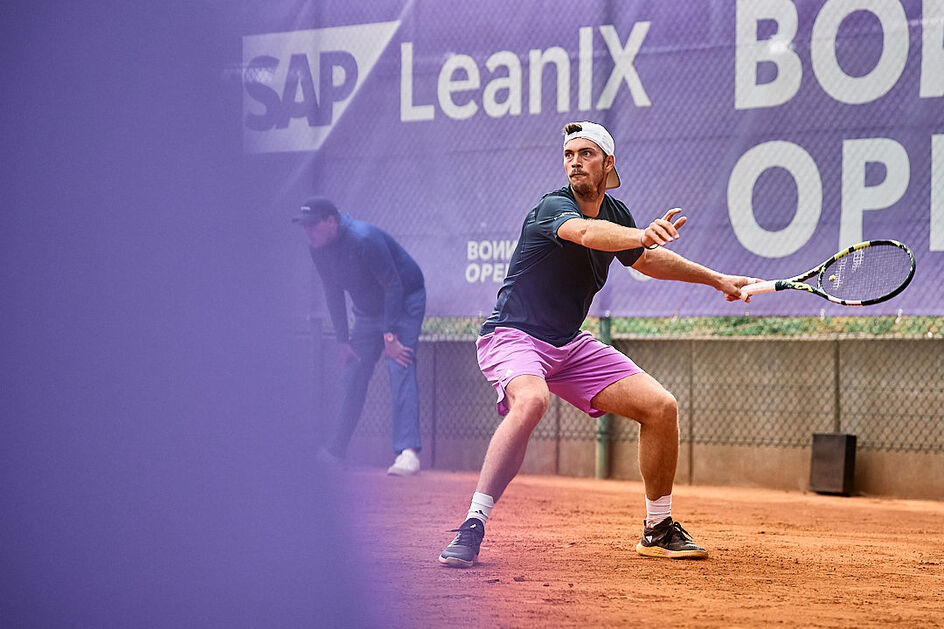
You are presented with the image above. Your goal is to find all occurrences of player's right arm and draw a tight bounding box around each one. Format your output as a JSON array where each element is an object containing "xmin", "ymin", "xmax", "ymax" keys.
[{"xmin": 557, "ymin": 208, "xmax": 686, "ymax": 250}]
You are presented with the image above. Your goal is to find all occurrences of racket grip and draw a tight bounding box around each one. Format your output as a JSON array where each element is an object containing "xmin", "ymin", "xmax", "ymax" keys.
[{"xmin": 739, "ymin": 280, "xmax": 776, "ymax": 299}]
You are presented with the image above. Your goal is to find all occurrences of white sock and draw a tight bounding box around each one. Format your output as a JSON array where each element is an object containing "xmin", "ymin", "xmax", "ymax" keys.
[
  {"xmin": 645, "ymin": 494, "xmax": 672, "ymax": 529},
  {"xmin": 466, "ymin": 492, "xmax": 495, "ymax": 523}
]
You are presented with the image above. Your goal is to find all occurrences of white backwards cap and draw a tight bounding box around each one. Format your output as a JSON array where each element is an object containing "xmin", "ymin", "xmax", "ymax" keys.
[{"xmin": 563, "ymin": 121, "xmax": 621, "ymax": 189}]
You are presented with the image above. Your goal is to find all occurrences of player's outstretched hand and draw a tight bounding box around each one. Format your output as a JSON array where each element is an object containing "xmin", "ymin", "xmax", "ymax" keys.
[
  {"xmin": 642, "ymin": 208, "xmax": 687, "ymax": 249},
  {"xmin": 719, "ymin": 275, "xmax": 764, "ymax": 302}
]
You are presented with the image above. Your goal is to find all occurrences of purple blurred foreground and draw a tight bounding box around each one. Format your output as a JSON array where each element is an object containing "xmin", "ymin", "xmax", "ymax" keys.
[{"xmin": 0, "ymin": 2, "xmax": 392, "ymax": 627}]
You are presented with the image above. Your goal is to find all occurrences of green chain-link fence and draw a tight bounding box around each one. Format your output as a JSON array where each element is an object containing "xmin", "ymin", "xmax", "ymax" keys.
[{"xmin": 323, "ymin": 317, "xmax": 942, "ymax": 457}]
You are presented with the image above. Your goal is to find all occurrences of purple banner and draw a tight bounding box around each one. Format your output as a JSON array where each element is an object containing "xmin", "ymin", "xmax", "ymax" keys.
[{"xmin": 243, "ymin": 0, "xmax": 944, "ymax": 316}]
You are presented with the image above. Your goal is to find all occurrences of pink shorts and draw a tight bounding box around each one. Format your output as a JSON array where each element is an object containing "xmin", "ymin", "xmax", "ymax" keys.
[{"xmin": 476, "ymin": 327, "xmax": 643, "ymax": 417}]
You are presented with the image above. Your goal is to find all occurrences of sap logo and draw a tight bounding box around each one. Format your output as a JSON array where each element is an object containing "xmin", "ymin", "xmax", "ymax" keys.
[
  {"xmin": 244, "ymin": 52, "xmax": 355, "ymax": 130},
  {"xmin": 242, "ymin": 21, "xmax": 400, "ymax": 153}
]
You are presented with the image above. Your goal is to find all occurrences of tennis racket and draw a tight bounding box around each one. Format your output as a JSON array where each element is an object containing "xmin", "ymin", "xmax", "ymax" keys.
[{"xmin": 739, "ymin": 239, "xmax": 915, "ymax": 306}]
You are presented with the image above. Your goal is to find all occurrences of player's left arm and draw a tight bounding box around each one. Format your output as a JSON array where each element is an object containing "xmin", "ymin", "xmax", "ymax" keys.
[{"xmin": 631, "ymin": 247, "xmax": 756, "ymax": 302}]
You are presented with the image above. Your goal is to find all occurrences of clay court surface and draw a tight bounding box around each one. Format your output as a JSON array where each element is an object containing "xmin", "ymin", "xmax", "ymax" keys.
[{"xmin": 348, "ymin": 469, "xmax": 944, "ymax": 628}]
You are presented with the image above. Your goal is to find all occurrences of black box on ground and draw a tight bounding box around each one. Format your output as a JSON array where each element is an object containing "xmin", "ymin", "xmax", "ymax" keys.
[{"xmin": 810, "ymin": 433, "xmax": 856, "ymax": 496}]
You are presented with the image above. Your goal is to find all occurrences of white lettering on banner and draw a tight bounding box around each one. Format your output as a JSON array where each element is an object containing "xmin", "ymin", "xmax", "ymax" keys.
[
  {"xmin": 730, "ymin": 137, "xmax": 944, "ymax": 256},
  {"xmin": 466, "ymin": 239, "xmax": 517, "ymax": 283},
  {"xmin": 579, "ymin": 26, "xmax": 594, "ymax": 111},
  {"xmin": 439, "ymin": 54, "xmax": 480, "ymax": 120},
  {"xmin": 596, "ymin": 23, "xmax": 652, "ymax": 108},
  {"xmin": 483, "ymin": 51, "xmax": 522, "ymax": 118},
  {"xmin": 920, "ymin": 0, "xmax": 944, "ymax": 98},
  {"xmin": 529, "ymin": 47, "xmax": 570, "ymax": 114},
  {"xmin": 932, "ymin": 135, "xmax": 944, "ymax": 251},
  {"xmin": 735, "ymin": 0, "xmax": 802, "ymax": 110},
  {"xmin": 840, "ymin": 138, "xmax": 910, "ymax": 248},
  {"xmin": 811, "ymin": 0, "xmax": 908, "ymax": 105},
  {"xmin": 922, "ymin": 0, "xmax": 944, "ymax": 98},
  {"xmin": 735, "ymin": 0, "xmax": 942, "ymax": 109},
  {"xmin": 400, "ymin": 42, "xmax": 434, "ymax": 121},
  {"xmin": 731, "ymin": 1, "xmax": 943, "ymax": 258},
  {"xmin": 402, "ymin": 23, "xmax": 652, "ymax": 122},
  {"xmin": 467, "ymin": 239, "xmax": 518, "ymax": 260},
  {"xmin": 728, "ymin": 141, "xmax": 822, "ymax": 258},
  {"xmin": 242, "ymin": 21, "xmax": 400, "ymax": 153},
  {"xmin": 465, "ymin": 263, "xmax": 509, "ymax": 283}
]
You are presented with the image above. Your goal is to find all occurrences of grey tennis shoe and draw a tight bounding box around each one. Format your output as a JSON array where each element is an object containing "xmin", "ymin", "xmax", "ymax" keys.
[{"xmin": 439, "ymin": 518, "xmax": 485, "ymax": 567}]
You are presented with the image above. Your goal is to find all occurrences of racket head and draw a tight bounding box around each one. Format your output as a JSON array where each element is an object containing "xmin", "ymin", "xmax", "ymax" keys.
[{"xmin": 813, "ymin": 240, "xmax": 915, "ymax": 306}]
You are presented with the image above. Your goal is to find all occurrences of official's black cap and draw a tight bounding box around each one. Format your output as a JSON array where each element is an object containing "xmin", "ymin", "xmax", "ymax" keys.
[{"xmin": 292, "ymin": 196, "xmax": 339, "ymax": 223}]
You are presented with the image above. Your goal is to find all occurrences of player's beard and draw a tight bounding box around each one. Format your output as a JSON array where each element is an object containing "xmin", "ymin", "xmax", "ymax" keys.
[{"xmin": 570, "ymin": 170, "xmax": 605, "ymax": 201}]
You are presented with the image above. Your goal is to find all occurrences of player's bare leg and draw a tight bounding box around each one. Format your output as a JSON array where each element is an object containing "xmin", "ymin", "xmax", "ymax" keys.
[
  {"xmin": 440, "ymin": 375, "xmax": 548, "ymax": 567},
  {"xmin": 592, "ymin": 373, "xmax": 708, "ymax": 559},
  {"xmin": 592, "ymin": 372, "xmax": 678, "ymax": 498},
  {"xmin": 475, "ymin": 375, "xmax": 549, "ymax": 500}
]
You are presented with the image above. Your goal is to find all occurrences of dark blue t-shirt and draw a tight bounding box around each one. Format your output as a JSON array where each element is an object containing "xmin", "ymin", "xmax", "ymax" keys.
[
  {"xmin": 480, "ymin": 186, "xmax": 643, "ymax": 346},
  {"xmin": 310, "ymin": 213, "xmax": 424, "ymax": 342}
]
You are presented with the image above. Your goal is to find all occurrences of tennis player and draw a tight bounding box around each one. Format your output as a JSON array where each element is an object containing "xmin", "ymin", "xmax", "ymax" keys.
[{"xmin": 439, "ymin": 122, "xmax": 758, "ymax": 566}]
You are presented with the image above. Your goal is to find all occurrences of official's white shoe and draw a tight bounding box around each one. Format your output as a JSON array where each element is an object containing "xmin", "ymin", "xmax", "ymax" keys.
[{"xmin": 387, "ymin": 448, "xmax": 420, "ymax": 476}]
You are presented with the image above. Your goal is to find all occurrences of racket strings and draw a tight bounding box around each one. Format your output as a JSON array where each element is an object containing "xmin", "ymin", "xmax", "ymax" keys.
[{"xmin": 819, "ymin": 245, "xmax": 913, "ymax": 301}]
